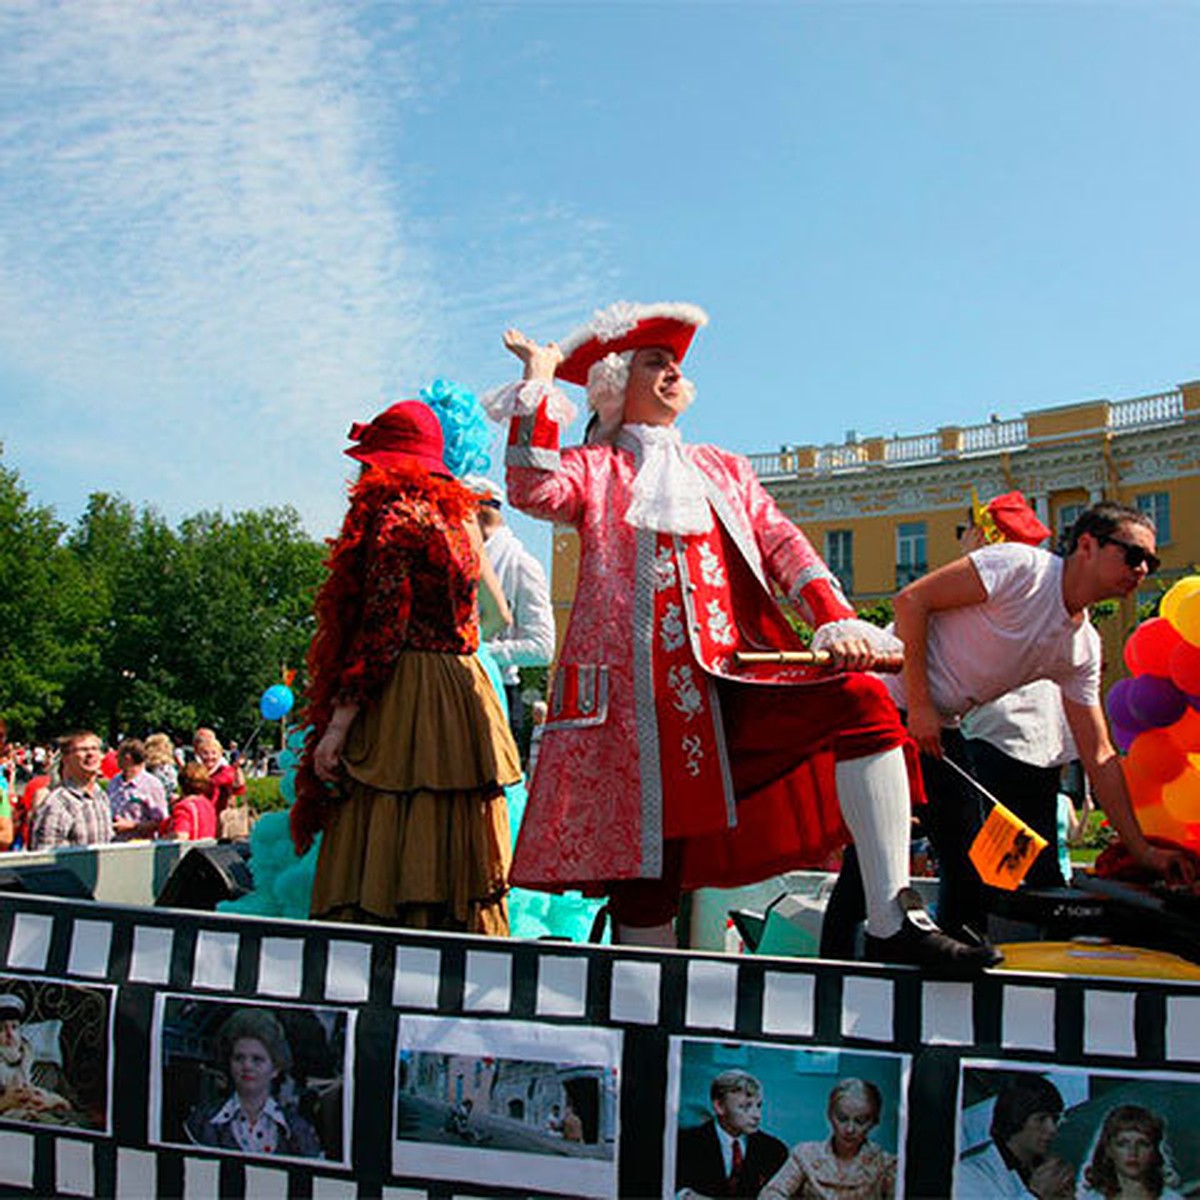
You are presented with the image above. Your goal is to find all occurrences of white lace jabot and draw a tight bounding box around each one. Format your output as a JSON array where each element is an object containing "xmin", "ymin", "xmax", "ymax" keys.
[{"xmin": 617, "ymin": 424, "xmax": 713, "ymax": 536}]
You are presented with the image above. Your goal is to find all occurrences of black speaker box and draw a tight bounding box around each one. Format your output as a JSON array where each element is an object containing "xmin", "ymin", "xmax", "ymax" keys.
[
  {"xmin": 0, "ymin": 865, "xmax": 94, "ymax": 900},
  {"xmin": 155, "ymin": 843, "xmax": 254, "ymax": 911}
]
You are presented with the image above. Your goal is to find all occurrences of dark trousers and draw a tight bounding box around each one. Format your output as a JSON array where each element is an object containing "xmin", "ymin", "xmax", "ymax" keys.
[
  {"xmin": 821, "ymin": 726, "xmax": 986, "ymax": 953},
  {"xmin": 964, "ymin": 738, "xmax": 1066, "ymax": 889}
]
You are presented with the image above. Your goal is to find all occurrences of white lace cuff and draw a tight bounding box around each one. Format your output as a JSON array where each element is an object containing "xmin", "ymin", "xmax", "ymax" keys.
[
  {"xmin": 811, "ymin": 619, "xmax": 903, "ymax": 655},
  {"xmin": 481, "ymin": 379, "xmax": 577, "ymax": 426}
]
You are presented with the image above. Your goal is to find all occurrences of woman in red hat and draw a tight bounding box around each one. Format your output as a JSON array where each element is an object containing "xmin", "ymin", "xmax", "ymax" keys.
[{"xmin": 290, "ymin": 400, "xmax": 522, "ymax": 934}]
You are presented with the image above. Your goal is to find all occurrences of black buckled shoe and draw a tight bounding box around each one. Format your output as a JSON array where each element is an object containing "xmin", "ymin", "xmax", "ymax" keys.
[{"xmin": 864, "ymin": 889, "xmax": 1003, "ymax": 977}]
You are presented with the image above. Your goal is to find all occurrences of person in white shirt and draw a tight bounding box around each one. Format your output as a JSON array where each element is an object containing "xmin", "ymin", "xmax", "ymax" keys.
[{"xmin": 465, "ymin": 475, "xmax": 556, "ymax": 731}]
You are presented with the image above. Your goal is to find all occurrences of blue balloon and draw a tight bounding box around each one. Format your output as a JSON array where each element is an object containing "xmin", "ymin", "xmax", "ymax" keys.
[{"xmin": 260, "ymin": 684, "xmax": 295, "ymax": 721}]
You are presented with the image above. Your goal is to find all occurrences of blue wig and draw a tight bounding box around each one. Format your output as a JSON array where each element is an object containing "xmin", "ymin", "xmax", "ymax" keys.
[{"xmin": 422, "ymin": 378, "xmax": 492, "ymax": 479}]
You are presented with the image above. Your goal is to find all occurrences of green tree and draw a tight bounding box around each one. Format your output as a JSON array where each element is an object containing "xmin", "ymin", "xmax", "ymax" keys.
[{"xmin": 0, "ymin": 448, "xmax": 90, "ymax": 736}]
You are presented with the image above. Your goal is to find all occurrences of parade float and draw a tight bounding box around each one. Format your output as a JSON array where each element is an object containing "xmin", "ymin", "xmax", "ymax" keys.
[{"xmin": 3, "ymin": 564, "xmax": 1200, "ymax": 1198}]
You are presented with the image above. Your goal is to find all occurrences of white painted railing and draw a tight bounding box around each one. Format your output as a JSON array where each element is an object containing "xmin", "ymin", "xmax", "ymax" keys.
[
  {"xmin": 749, "ymin": 387, "xmax": 1186, "ymax": 478},
  {"xmin": 1110, "ymin": 389, "xmax": 1184, "ymax": 429}
]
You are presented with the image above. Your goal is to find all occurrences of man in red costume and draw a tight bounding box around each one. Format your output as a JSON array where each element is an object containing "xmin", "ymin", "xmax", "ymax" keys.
[{"xmin": 484, "ymin": 301, "xmax": 994, "ymax": 973}]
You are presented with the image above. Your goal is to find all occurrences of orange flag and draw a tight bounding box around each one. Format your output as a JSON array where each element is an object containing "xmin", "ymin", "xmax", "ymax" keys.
[{"xmin": 969, "ymin": 800, "xmax": 1049, "ymax": 891}]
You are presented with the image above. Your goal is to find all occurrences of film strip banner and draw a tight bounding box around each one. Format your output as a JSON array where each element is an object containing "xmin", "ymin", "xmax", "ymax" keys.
[{"xmin": 0, "ymin": 893, "xmax": 1199, "ymax": 1198}]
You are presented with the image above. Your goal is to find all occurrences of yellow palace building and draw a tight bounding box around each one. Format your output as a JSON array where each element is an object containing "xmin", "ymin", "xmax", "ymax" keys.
[{"xmin": 549, "ymin": 377, "xmax": 1200, "ymax": 677}]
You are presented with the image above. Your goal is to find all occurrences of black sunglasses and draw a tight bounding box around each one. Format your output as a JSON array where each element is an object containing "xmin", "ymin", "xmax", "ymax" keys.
[{"xmin": 1097, "ymin": 533, "xmax": 1160, "ymax": 575}]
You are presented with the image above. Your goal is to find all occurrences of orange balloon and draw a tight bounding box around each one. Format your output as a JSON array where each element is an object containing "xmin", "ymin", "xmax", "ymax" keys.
[
  {"xmin": 1122, "ymin": 757, "xmax": 1165, "ymax": 811},
  {"xmin": 1133, "ymin": 793, "xmax": 1191, "ymax": 841},
  {"xmin": 1161, "ymin": 760, "xmax": 1200, "ymax": 823},
  {"xmin": 1126, "ymin": 728, "xmax": 1188, "ymax": 784},
  {"xmin": 1167, "ymin": 705, "xmax": 1200, "ymax": 752}
]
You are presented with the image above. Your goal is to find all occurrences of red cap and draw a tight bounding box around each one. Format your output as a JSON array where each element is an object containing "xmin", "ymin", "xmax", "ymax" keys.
[
  {"xmin": 344, "ymin": 401, "xmax": 450, "ymax": 475},
  {"xmin": 987, "ymin": 491, "xmax": 1051, "ymax": 546},
  {"xmin": 556, "ymin": 301, "xmax": 708, "ymax": 386}
]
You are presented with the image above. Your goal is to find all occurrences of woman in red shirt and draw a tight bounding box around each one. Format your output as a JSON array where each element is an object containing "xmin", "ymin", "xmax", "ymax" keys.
[{"xmin": 164, "ymin": 762, "xmax": 218, "ymax": 841}]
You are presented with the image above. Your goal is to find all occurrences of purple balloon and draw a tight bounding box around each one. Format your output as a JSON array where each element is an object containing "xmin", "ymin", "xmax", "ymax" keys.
[
  {"xmin": 1110, "ymin": 722, "xmax": 1139, "ymax": 752},
  {"xmin": 1106, "ymin": 678, "xmax": 1147, "ymax": 732},
  {"xmin": 1127, "ymin": 674, "xmax": 1189, "ymax": 729}
]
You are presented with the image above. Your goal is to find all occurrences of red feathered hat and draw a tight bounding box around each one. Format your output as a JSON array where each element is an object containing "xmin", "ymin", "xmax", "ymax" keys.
[
  {"xmin": 344, "ymin": 400, "xmax": 450, "ymax": 476},
  {"xmin": 984, "ymin": 491, "xmax": 1051, "ymax": 546},
  {"xmin": 556, "ymin": 301, "xmax": 709, "ymax": 386}
]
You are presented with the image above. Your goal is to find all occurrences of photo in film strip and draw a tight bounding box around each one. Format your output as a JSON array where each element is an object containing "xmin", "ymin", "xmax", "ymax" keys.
[
  {"xmin": 393, "ymin": 1014, "xmax": 622, "ymax": 1198},
  {"xmin": 149, "ymin": 993, "xmax": 355, "ymax": 1168},
  {"xmin": 0, "ymin": 973, "xmax": 115, "ymax": 1137},
  {"xmin": 664, "ymin": 1036, "xmax": 910, "ymax": 1199},
  {"xmin": 955, "ymin": 1059, "xmax": 1200, "ymax": 1197}
]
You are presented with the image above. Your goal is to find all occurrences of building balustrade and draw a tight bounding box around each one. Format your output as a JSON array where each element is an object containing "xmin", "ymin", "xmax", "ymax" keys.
[{"xmin": 750, "ymin": 387, "xmax": 1187, "ymax": 480}]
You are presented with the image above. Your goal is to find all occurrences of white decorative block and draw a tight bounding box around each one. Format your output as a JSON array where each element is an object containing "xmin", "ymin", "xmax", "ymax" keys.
[
  {"xmin": 394, "ymin": 946, "xmax": 441, "ymax": 1009},
  {"xmin": 1166, "ymin": 995, "xmax": 1200, "ymax": 1061},
  {"xmin": 193, "ymin": 929, "xmax": 239, "ymax": 991},
  {"xmin": 609, "ymin": 959, "xmax": 660, "ymax": 1025},
  {"xmin": 0, "ymin": 1130, "xmax": 34, "ymax": 1188},
  {"xmin": 921, "ymin": 981, "xmax": 974, "ymax": 1045},
  {"xmin": 1001, "ymin": 985, "xmax": 1056, "ymax": 1052},
  {"xmin": 326, "ymin": 940, "xmax": 372, "ymax": 1004},
  {"xmin": 536, "ymin": 955, "xmax": 588, "ymax": 1018},
  {"xmin": 183, "ymin": 1156, "xmax": 220, "ymax": 1199},
  {"xmin": 67, "ymin": 919, "xmax": 112, "ymax": 978},
  {"xmin": 116, "ymin": 1148, "xmax": 156, "ymax": 1199},
  {"xmin": 685, "ymin": 959, "xmax": 738, "ymax": 1031},
  {"xmin": 761, "ymin": 971, "xmax": 815, "ymax": 1037},
  {"xmin": 463, "ymin": 951, "xmax": 512, "ymax": 1012},
  {"xmin": 8, "ymin": 912, "xmax": 53, "ymax": 971},
  {"xmin": 313, "ymin": 1176, "xmax": 360, "ymax": 1200},
  {"xmin": 1083, "ymin": 989, "xmax": 1136, "ymax": 1057},
  {"xmin": 129, "ymin": 925, "xmax": 173, "ymax": 984},
  {"xmin": 55, "ymin": 1139, "xmax": 93, "ymax": 1196},
  {"xmin": 841, "ymin": 975, "xmax": 894, "ymax": 1042},
  {"xmin": 243, "ymin": 1164, "xmax": 289, "ymax": 1199},
  {"xmin": 258, "ymin": 936, "xmax": 304, "ymax": 998}
]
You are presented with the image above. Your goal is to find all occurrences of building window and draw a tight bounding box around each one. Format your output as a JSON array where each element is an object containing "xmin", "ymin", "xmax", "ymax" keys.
[
  {"xmin": 896, "ymin": 522, "xmax": 927, "ymax": 589},
  {"xmin": 1057, "ymin": 503, "xmax": 1084, "ymax": 551},
  {"xmin": 826, "ymin": 529, "xmax": 853, "ymax": 595},
  {"xmin": 1136, "ymin": 492, "xmax": 1171, "ymax": 544}
]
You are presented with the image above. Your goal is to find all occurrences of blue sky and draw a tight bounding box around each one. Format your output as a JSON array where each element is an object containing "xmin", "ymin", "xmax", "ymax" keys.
[{"xmin": 2, "ymin": 2, "xmax": 1198, "ymax": 565}]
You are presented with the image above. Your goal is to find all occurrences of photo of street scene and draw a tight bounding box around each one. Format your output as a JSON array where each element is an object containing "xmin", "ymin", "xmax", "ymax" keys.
[{"xmin": 393, "ymin": 1015, "xmax": 621, "ymax": 1197}]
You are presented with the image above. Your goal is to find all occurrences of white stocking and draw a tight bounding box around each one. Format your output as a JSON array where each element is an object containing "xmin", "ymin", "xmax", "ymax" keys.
[
  {"xmin": 613, "ymin": 921, "xmax": 677, "ymax": 948},
  {"xmin": 835, "ymin": 748, "xmax": 913, "ymax": 938}
]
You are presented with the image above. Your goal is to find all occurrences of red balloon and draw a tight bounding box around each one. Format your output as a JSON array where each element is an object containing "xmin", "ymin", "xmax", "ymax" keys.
[
  {"xmin": 1170, "ymin": 640, "xmax": 1200, "ymax": 697},
  {"xmin": 100, "ymin": 749, "xmax": 119, "ymax": 780},
  {"xmin": 1124, "ymin": 617, "xmax": 1184, "ymax": 677},
  {"xmin": 1126, "ymin": 728, "xmax": 1188, "ymax": 784}
]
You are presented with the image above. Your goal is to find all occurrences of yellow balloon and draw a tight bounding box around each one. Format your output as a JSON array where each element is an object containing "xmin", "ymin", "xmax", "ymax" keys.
[
  {"xmin": 1176, "ymin": 592, "xmax": 1200, "ymax": 648},
  {"xmin": 1162, "ymin": 757, "xmax": 1200, "ymax": 823},
  {"xmin": 1162, "ymin": 575, "xmax": 1200, "ymax": 627}
]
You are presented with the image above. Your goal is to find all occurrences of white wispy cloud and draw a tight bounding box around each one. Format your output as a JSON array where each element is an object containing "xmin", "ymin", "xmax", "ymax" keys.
[{"xmin": 0, "ymin": 0, "xmax": 616, "ymax": 536}]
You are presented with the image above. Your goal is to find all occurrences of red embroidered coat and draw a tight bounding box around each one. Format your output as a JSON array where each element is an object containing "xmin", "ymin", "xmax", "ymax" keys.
[{"xmin": 504, "ymin": 394, "xmax": 885, "ymax": 891}]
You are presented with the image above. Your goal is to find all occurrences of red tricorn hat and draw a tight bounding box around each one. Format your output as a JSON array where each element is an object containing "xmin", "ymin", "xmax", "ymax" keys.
[
  {"xmin": 556, "ymin": 301, "xmax": 709, "ymax": 386},
  {"xmin": 344, "ymin": 400, "xmax": 450, "ymax": 475},
  {"xmin": 986, "ymin": 491, "xmax": 1051, "ymax": 546}
]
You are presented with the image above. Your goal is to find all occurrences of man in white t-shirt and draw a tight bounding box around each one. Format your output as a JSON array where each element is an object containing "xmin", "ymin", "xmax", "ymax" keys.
[{"xmin": 884, "ymin": 501, "xmax": 1188, "ymax": 939}]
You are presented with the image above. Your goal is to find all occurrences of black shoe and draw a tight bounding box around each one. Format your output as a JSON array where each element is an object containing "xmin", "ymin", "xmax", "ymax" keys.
[{"xmin": 864, "ymin": 889, "xmax": 1003, "ymax": 977}]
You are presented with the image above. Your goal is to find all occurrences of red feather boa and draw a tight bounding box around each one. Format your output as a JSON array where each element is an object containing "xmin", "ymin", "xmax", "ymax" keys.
[{"xmin": 290, "ymin": 465, "xmax": 481, "ymax": 855}]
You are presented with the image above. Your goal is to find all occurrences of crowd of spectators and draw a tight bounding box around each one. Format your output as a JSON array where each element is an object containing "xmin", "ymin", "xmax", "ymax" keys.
[{"xmin": 0, "ymin": 721, "xmax": 254, "ymax": 853}]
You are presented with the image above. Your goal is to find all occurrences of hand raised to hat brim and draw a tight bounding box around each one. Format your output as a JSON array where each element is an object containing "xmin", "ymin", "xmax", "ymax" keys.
[{"xmin": 503, "ymin": 328, "xmax": 563, "ymax": 382}]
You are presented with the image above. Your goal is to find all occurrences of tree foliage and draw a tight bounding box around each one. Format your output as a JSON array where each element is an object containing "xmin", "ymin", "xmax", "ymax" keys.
[{"xmin": 0, "ymin": 447, "xmax": 325, "ymax": 744}]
